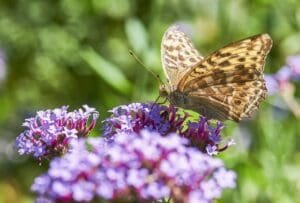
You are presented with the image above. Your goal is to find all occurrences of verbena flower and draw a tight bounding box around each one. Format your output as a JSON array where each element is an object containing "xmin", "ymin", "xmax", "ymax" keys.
[
  {"xmin": 287, "ymin": 55, "xmax": 300, "ymax": 80},
  {"xmin": 265, "ymin": 75, "xmax": 279, "ymax": 95},
  {"xmin": 265, "ymin": 55, "xmax": 300, "ymax": 95},
  {"xmin": 103, "ymin": 103, "xmax": 233, "ymax": 155},
  {"xmin": 15, "ymin": 105, "xmax": 99, "ymax": 160},
  {"xmin": 0, "ymin": 49, "xmax": 6, "ymax": 84},
  {"xmin": 32, "ymin": 130, "xmax": 236, "ymax": 203}
]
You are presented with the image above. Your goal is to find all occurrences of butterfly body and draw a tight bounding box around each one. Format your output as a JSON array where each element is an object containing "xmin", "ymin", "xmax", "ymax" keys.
[{"xmin": 160, "ymin": 25, "xmax": 272, "ymax": 122}]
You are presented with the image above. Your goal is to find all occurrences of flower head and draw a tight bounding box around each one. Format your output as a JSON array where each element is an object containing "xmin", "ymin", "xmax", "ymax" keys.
[
  {"xmin": 0, "ymin": 49, "xmax": 6, "ymax": 84},
  {"xmin": 103, "ymin": 103, "xmax": 231, "ymax": 154},
  {"xmin": 103, "ymin": 103, "xmax": 187, "ymax": 137},
  {"xmin": 265, "ymin": 75, "xmax": 279, "ymax": 95},
  {"xmin": 32, "ymin": 130, "xmax": 236, "ymax": 203},
  {"xmin": 265, "ymin": 55, "xmax": 300, "ymax": 95},
  {"xmin": 287, "ymin": 55, "xmax": 300, "ymax": 80},
  {"xmin": 15, "ymin": 105, "xmax": 99, "ymax": 160}
]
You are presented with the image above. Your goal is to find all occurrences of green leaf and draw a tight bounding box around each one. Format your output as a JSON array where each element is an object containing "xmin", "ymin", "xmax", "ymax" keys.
[
  {"xmin": 81, "ymin": 48, "xmax": 132, "ymax": 95},
  {"xmin": 125, "ymin": 18, "xmax": 148, "ymax": 54}
]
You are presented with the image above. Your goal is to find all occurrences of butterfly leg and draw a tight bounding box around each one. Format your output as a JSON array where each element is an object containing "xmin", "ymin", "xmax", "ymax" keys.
[
  {"xmin": 154, "ymin": 95, "xmax": 161, "ymax": 104},
  {"xmin": 149, "ymin": 95, "xmax": 168, "ymax": 114},
  {"xmin": 157, "ymin": 97, "xmax": 168, "ymax": 105}
]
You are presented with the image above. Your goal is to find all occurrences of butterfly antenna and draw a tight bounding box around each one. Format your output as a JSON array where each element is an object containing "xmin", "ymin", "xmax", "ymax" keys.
[{"xmin": 129, "ymin": 50, "xmax": 164, "ymax": 85}]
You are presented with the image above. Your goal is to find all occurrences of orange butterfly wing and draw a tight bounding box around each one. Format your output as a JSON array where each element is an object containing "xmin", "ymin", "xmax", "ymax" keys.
[{"xmin": 176, "ymin": 34, "xmax": 272, "ymax": 121}]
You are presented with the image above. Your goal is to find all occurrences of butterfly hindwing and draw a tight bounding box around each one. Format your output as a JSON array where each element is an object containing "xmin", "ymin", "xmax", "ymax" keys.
[
  {"xmin": 161, "ymin": 25, "xmax": 203, "ymax": 88},
  {"xmin": 187, "ymin": 78, "xmax": 267, "ymax": 121}
]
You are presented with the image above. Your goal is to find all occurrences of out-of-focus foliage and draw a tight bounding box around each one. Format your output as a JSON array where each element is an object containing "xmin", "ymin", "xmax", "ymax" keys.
[{"xmin": 0, "ymin": 0, "xmax": 300, "ymax": 202}]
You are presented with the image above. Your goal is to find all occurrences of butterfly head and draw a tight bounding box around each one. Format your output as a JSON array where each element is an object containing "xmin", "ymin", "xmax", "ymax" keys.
[{"xmin": 159, "ymin": 84, "xmax": 171, "ymax": 98}]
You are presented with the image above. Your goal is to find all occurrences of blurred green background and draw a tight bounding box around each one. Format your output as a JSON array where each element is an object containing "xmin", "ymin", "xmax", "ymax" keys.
[{"xmin": 0, "ymin": 0, "xmax": 300, "ymax": 202}]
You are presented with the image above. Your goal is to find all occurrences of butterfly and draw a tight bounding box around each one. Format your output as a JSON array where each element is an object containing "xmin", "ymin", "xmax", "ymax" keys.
[{"xmin": 159, "ymin": 25, "xmax": 272, "ymax": 122}]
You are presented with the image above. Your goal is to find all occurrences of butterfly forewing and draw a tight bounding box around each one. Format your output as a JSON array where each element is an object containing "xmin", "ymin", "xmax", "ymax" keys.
[
  {"xmin": 175, "ymin": 34, "xmax": 272, "ymax": 121},
  {"xmin": 178, "ymin": 34, "xmax": 272, "ymax": 90},
  {"xmin": 161, "ymin": 25, "xmax": 203, "ymax": 89}
]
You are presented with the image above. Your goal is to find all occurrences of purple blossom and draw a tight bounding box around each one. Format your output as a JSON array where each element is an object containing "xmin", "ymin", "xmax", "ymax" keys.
[
  {"xmin": 31, "ymin": 130, "xmax": 236, "ymax": 203},
  {"xmin": 276, "ymin": 66, "xmax": 292, "ymax": 83},
  {"xmin": 287, "ymin": 55, "xmax": 300, "ymax": 79},
  {"xmin": 0, "ymin": 49, "xmax": 7, "ymax": 84},
  {"xmin": 265, "ymin": 75, "xmax": 279, "ymax": 95},
  {"xmin": 103, "ymin": 103, "xmax": 231, "ymax": 154},
  {"xmin": 35, "ymin": 197, "xmax": 54, "ymax": 203},
  {"xmin": 103, "ymin": 103, "xmax": 187, "ymax": 137},
  {"xmin": 265, "ymin": 55, "xmax": 300, "ymax": 95},
  {"xmin": 15, "ymin": 105, "xmax": 99, "ymax": 160}
]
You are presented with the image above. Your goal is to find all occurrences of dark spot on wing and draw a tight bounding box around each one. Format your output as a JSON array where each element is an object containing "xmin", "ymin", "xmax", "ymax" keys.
[
  {"xmin": 254, "ymin": 89, "xmax": 260, "ymax": 94},
  {"xmin": 216, "ymin": 51, "xmax": 232, "ymax": 57},
  {"xmin": 207, "ymin": 58, "xmax": 217, "ymax": 66},
  {"xmin": 239, "ymin": 92, "xmax": 247, "ymax": 97},
  {"xmin": 235, "ymin": 64, "xmax": 244, "ymax": 69},
  {"xmin": 219, "ymin": 61, "xmax": 230, "ymax": 67},
  {"xmin": 190, "ymin": 58, "xmax": 196, "ymax": 62},
  {"xmin": 234, "ymin": 99, "xmax": 242, "ymax": 105}
]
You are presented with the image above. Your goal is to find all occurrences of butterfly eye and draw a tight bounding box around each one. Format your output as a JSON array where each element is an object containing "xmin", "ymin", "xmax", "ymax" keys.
[{"xmin": 159, "ymin": 85, "xmax": 169, "ymax": 97}]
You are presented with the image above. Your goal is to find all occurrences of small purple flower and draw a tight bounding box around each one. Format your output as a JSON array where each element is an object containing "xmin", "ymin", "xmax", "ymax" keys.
[
  {"xmin": 265, "ymin": 55, "xmax": 300, "ymax": 95},
  {"xmin": 0, "ymin": 49, "xmax": 7, "ymax": 84},
  {"xmin": 15, "ymin": 105, "xmax": 99, "ymax": 160},
  {"xmin": 265, "ymin": 75, "xmax": 279, "ymax": 95},
  {"xmin": 287, "ymin": 55, "xmax": 300, "ymax": 80},
  {"xmin": 35, "ymin": 196, "xmax": 54, "ymax": 203},
  {"xmin": 32, "ymin": 130, "xmax": 236, "ymax": 203},
  {"xmin": 103, "ymin": 103, "xmax": 187, "ymax": 138},
  {"xmin": 103, "ymin": 103, "xmax": 231, "ymax": 154},
  {"xmin": 265, "ymin": 67, "xmax": 292, "ymax": 95},
  {"xmin": 182, "ymin": 117, "xmax": 227, "ymax": 154},
  {"xmin": 275, "ymin": 66, "xmax": 292, "ymax": 83}
]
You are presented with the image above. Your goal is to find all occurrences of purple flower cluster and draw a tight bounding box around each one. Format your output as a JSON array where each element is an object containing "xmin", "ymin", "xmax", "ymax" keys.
[
  {"xmin": 103, "ymin": 103, "xmax": 233, "ymax": 155},
  {"xmin": 14, "ymin": 103, "xmax": 236, "ymax": 202},
  {"xmin": 266, "ymin": 55, "xmax": 300, "ymax": 95},
  {"xmin": 103, "ymin": 103, "xmax": 188, "ymax": 137},
  {"xmin": 15, "ymin": 105, "xmax": 99, "ymax": 160},
  {"xmin": 31, "ymin": 130, "xmax": 236, "ymax": 203}
]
